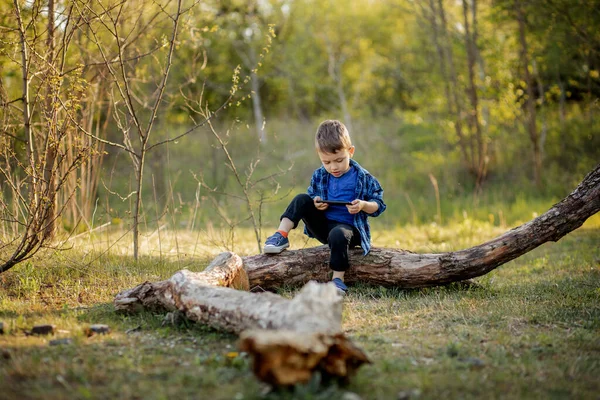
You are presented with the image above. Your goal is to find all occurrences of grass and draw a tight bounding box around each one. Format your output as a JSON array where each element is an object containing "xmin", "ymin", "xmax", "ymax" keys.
[{"xmin": 1, "ymin": 215, "xmax": 599, "ymax": 400}]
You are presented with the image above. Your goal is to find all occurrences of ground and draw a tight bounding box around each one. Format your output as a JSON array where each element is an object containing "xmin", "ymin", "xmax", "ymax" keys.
[{"xmin": 0, "ymin": 218, "xmax": 599, "ymax": 399}]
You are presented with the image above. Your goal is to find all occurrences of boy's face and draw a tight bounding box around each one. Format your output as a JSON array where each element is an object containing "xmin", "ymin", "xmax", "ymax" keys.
[{"xmin": 317, "ymin": 146, "xmax": 355, "ymax": 177}]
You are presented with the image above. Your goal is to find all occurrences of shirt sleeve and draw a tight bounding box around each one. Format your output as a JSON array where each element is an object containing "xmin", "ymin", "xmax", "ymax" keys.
[
  {"xmin": 307, "ymin": 170, "xmax": 319, "ymax": 198},
  {"xmin": 365, "ymin": 174, "xmax": 386, "ymax": 217}
]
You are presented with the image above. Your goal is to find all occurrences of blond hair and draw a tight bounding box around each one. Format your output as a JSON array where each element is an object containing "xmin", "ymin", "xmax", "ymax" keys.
[{"xmin": 315, "ymin": 120, "xmax": 352, "ymax": 153}]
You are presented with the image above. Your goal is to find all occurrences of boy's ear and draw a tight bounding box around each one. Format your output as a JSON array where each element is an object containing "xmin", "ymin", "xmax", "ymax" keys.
[{"xmin": 348, "ymin": 146, "xmax": 355, "ymax": 157}]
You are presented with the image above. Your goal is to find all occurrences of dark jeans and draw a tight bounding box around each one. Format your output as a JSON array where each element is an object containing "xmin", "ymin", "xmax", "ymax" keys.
[{"xmin": 281, "ymin": 194, "xmax": 361, "ymax": 271}]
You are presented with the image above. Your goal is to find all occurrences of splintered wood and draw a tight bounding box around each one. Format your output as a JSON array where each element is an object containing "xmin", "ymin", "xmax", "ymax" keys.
[{"xmin": 239, "ymin": 330, "xmax": 370, "ymax": 386}]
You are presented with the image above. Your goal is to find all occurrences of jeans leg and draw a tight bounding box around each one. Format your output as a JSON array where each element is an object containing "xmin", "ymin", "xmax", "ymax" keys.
[
  {"xmin": 328, "ymin": 223, "xmax": 361, "ymax": 271},
  {"xmin": 281, "ymin": 194, "xmax": 329, "ymax": 243}
]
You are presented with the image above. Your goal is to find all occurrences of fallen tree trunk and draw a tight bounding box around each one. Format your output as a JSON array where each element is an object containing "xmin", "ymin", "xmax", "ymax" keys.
[
  {"xmin": 114, "ymin": 252, "xmax": 369, "ymax": 385},
  {"xmin": 244, "ymin": 163, "xmax": 600, "ymax": 290}
]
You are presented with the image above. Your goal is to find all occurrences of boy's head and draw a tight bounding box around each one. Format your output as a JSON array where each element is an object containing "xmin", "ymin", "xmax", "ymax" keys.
[
  {"xmin": 315, "ymin": 120, "xmax": 352, "ymax": 154},
  {"xmin": 315, "ymin": 120, "xmax": 355, "ymax": 177}
]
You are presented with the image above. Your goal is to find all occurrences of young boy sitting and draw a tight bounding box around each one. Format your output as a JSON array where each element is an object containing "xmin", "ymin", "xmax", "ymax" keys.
[{"xmin": 263, "ymin": 120, "xmax": 386, "ymax": 295}]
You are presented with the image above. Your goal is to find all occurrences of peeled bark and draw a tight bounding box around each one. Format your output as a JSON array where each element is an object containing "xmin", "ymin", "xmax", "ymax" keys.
[
  {"xmin": 114, "ymin": 252, "xmax": 249, "ymax": 313},
  {"xmin": 244, "ymin": 163, "xmax": 600, "ymax": 290}
]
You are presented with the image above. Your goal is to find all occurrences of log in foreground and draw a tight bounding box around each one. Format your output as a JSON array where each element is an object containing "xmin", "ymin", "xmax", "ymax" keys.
[
  {"xmin": 239, "ymin": 330, "xmax": 370, "ymax": 386},
  {"xmin": 114, "ymin": 252, "xmax": 369, "ymax": 385},
  {"xmin": 244, "ymin": 163, "xmax": 600, "ymax": 290},
  {"xmin": 114, "ymin": 251, "xmax": 249, "ymax": 313}
]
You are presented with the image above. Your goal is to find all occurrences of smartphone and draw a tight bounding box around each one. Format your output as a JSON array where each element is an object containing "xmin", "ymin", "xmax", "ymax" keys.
[{"xmin": 316, "ymin": 200, "xmax": 353, "ymax": 205}]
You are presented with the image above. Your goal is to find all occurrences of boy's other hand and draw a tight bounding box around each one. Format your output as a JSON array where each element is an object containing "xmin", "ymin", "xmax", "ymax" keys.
[
  {"xmin": 347, "ymin": 199, "xmax": 364, "ymax": 214},
  {"xmin": 314, "ymin": 196, "xmax": 329, "ymax": 210}
]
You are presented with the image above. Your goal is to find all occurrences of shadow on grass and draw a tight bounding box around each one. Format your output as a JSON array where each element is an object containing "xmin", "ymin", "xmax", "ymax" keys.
[{"xmin": 349, "ymin": 278, "xmax": 492, "ymax": 300}]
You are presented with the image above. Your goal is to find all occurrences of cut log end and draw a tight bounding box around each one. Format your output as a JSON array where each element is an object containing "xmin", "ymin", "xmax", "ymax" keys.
[{"xmin": 239, "ymin": 329, "xmax": 371, "ymax": 386}]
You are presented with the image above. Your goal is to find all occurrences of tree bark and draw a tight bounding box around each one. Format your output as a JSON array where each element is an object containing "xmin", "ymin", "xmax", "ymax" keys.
[
  {"xmin": 462, "ymin": 0, "xmax": 487, "ymax": 188},
  {"xmin": 516, "ymin": 0, "xmax": 541, "ymax": 187},
  {"xmin": 437, "ymin": 0, "xmax": 471, "ymax": 174},
  {"xmin": 244, "ymin": 163, "xmax": 600, "ymax": 290},
  {"xmin": 42, "ymin": 0, "xmax": 58, "ymax": 239}
]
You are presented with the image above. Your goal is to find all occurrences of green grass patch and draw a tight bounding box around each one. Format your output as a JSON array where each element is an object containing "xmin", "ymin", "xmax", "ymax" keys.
[{"xmin": 1, "ymin": 221, "xmax": 599, "ymax": 399}]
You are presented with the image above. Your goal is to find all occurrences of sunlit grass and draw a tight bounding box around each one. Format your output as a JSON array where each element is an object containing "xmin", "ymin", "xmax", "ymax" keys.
[{"xmin": 1, "ymin": 216, "xmax": 599, "ymax": 399}]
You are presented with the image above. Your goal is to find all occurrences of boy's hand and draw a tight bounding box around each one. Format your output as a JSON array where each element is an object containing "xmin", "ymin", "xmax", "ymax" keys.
[
  {"xmin": 347, "ymin": 199, "xmax": 365, "ymax": 214},
  {"xmin": 314, "ymin": 196, "xmax": 329, "ymax": 210}
]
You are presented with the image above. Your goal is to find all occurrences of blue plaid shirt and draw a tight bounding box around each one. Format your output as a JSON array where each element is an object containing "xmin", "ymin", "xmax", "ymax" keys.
[{"xmin": 306, "ymin": 159, "xmax": 386, "ymax": 255}]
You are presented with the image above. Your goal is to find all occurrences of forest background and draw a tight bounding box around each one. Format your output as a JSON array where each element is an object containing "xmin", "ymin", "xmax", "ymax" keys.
[
  {"xmin": 0, "ymin": 0, "xmax": 599, "ymax": 261},
  {"xmin": 0, "ymin": 1, "xmax": 599, "ymax": 398}
]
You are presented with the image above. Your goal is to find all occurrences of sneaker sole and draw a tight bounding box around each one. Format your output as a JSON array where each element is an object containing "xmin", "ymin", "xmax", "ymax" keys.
[{"xmin": 263, "ymin": 244, "xmax": 289, "ymax": 254}]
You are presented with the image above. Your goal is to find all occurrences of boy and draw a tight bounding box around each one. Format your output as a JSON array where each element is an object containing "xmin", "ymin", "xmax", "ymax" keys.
[{"xmin": 263, "ymin": 120, "xmax": 386, "ymax": 295}]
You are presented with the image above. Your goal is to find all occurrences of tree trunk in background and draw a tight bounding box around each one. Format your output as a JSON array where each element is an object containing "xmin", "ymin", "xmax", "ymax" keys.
[
  {"xmin": 471, "ymin": 0, "xmax": 489, "ymax": 188},
  {"xmin": 516, "ymin": 0, "xmax": 541, "ymax": 187},
  {"xmin": 426, "ymin": 0, "xmax": 470, "ymax": 170},
  {"xmin": 132, "ymin": 154, "xmax": 143, "ymax": 261},
  {"xmin": 244, "ymin": 163, "xmax": 600, "ymax": 290},
  {"xmin": 534, "ymin": 61, "xmax": 547, "ymax": 164},
  {"xmin": 426, "ymin": 0, "xmax": 451, "ymax": 111},
  {"xmin": 586, "ymin": 52, "xmax": 594, "ymax": 126},
  {"xmin": 42, "ymin": 0, "xmax": 57, "ymax": 239},
  {"xmin": 558, "ymin": 73, "xmax": 566, "ymax": 134},
  {"xmin": 326, "ymin": 41, "xmax": 353, "ymax": 133},
  {"xmin": 438, "ymin": 0, "xmax": 471, "ymax": 175},
  {"xmin": 462, "ymin": 0, "xmax": 486, "ymax": 188}
]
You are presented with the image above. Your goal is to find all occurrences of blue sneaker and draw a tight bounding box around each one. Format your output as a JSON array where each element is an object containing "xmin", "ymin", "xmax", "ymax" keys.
[
  {"xmin": 332, "ymin": 278, "xmax": 347, "ymax": 295},
  {"xmin": 263, "ymin": 232, "xmax": 290, "ymax": 254}
]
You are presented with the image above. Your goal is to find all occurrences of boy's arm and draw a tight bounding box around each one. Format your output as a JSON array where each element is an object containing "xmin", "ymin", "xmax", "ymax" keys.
[
  {"xmin": 364, "ymin": 174, "xmax": 386, "ymax": 217},
  {"xmin": 347, "ymin": 174, "xmax": 386, "ymax": 216},
  {"xmin": 348, "ymin": 199, "xmax": 379, "ymax": 215},
  {"xmin": 362, "ymin": 201, "xmax": 380, "ymax": 214}
]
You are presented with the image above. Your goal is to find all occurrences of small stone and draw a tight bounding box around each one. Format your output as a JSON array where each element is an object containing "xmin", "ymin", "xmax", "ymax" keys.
[
  {"xmin": 49, "ymin": 338, "xmax": 73, "ymax": 346},
  {"xmin": 398, "ymin": 389, "xmax": 421, "ymax": 399},
  {"xmin": 31, "ymin": 324, "xmax": 55, "ymax": 335},
  {"xmin": 85, "ymin": 324, "xmax": 110, "ymax": 337},
  {"xmin": 162, "ymin": 311, "xmax": 185, "ymax": 326},
  {"xmin": 125, "ymin": 325, "xmax": 142, "ymax": 334},
  {"xmin": 458, "ymin": 357, "xmax": 486, "ymax": 368},
  {"xmin": 341, "ymin": 392, "xmax": 363, "ymax": 400}
]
